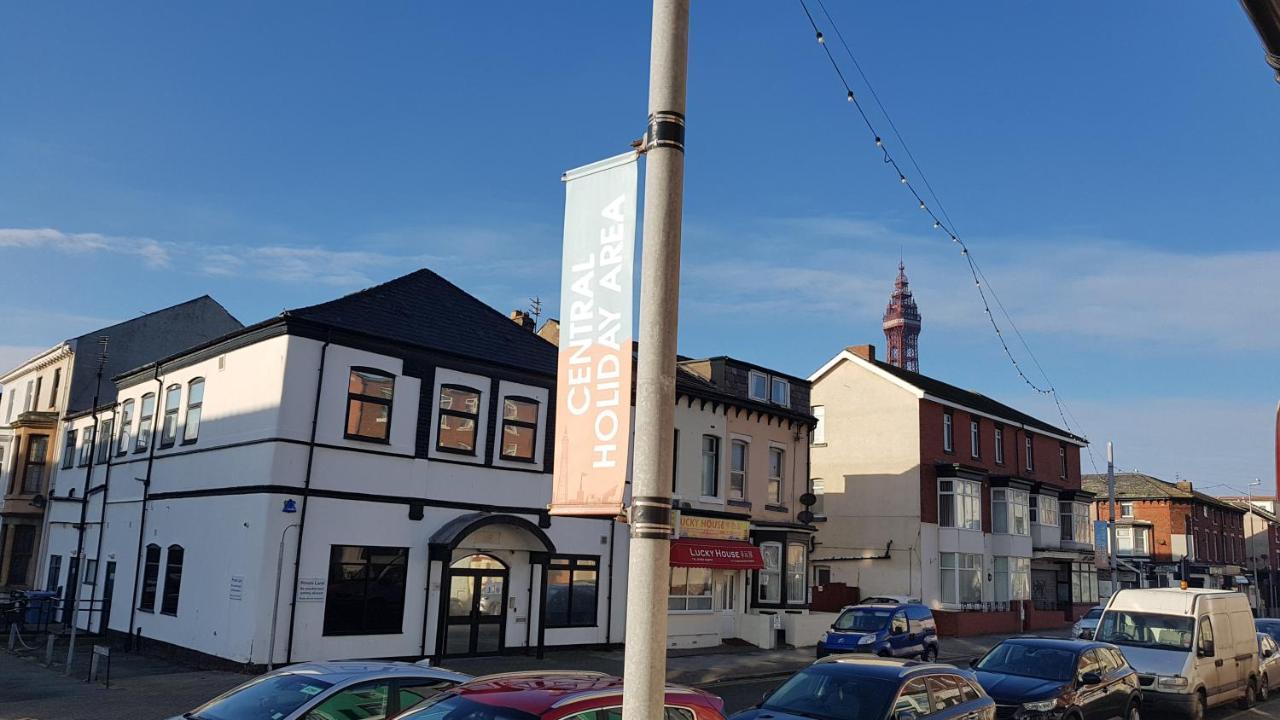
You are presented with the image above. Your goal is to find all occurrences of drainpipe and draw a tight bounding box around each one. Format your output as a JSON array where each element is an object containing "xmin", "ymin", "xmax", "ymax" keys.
[
  {"xmin": 65, "ymin": 336, "xmax": 108, "ymax": 672},
  {"xmin": 85, "ymin": 402, "xmax": 118, "ymax": 634},
  {"xmin": 284, "ymin": 333, "xmax": 330, "ymax": 664},
  {"xmin": 604, "ymin": 517, "xmax": 615, "ymax": 646},
  {"xmin": 126, "ymin": 368, "xmax": 163, "ymax": 651}
]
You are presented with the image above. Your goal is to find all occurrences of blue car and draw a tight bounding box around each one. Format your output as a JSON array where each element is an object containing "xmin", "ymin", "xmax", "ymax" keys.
[
  {"xmin": 732, "ymin": 656, "xmax": 993, "ymax": 720},
  {"xmin": 817, "ymin": 603, "xmax": 940, "ymax": 661}
]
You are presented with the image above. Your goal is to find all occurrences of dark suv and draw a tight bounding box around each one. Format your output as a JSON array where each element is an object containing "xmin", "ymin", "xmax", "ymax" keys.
[{"xmin": 971, "ymin": 637, "xmax": 1141, "ymax": 720}]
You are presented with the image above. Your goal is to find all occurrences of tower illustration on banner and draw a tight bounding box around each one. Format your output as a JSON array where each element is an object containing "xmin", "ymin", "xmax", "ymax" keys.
[{"xmin": 883, "ymin": 260, "xmax": 922, "ymax": 372}]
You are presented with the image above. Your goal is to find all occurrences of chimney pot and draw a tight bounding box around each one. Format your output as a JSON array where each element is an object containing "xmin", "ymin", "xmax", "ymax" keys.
[
  {"xmin": 509, "ymin": 310, "xmax": 535, "ymax": 331},
  {"xmin": 848, "ymin": 344, "xmax": 877, "ymax": 361}
]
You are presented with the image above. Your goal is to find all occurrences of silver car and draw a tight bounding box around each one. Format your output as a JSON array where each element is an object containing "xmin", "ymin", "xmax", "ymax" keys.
[
  {"xmin": 1070, "ymin": 606, "xmax": 1104, "ymax": 639},
  {"xmin": 170, "ymin": 660, "xmax": 469, "ymax": 720},
  {"xmin": 1260, "ymin": 632, "xmax": 1280, "ymax": 701}
]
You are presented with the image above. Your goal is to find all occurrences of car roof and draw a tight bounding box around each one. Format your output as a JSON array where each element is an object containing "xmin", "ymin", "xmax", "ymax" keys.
[
  {"xmin": 1258, "ymin": 618, "xmax": 1280, "ymax": 625},
  {"xmin": 812, "ymin": 656, "xmax": 962, "ymax": 680},
  {"xmin": 450, "ymin": 672, "xmax": 711, "ymax": 715},
  {"xmin": 844, "ymin": 603, "xmax": 902, "ymax": 610},
  {"xmin": 274, "ymin": 660, "xmax": 469, "ymax": 685},
  {"xmin": 997, "ymin": 637, "xmax": 1106, "ymax": 652}
]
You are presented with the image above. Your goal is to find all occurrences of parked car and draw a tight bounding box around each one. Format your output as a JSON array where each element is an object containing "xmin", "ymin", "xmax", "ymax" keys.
[
  {"xmin": 732, "ymin": 656, "xmax": 993, "ymax": 720},
  {"xmin": 860, "ymin": 595, "xmax": 922, "ymax": 605},
  {"xmin": 817, "ymin": 602, "xmax": 939, "ymax": 661},
  {"xmin": 1259, "ymin": 632, "xmax": 1279, "ymax": 701},
  {"xmin": 970, "ymin": 637, "xmax": 1140, "ymax": 720},
  {"xmin": 395, "ymin": 671, "xmax": 726, "ymax": 720},
  {"xmin": 171, "ymin": 661, "xmax": 468, "ymax": 720},
  {"xmin": 1072, "ymin": 607, "xmax": 1105, "ymax": 640},
  {"xmin": 1097, "ymin": 588, "xmax": 1260, "ymax": 718},
  {"xmin": 1257, "ymin": 618, "xmax": 1280, "ymax": 645}
]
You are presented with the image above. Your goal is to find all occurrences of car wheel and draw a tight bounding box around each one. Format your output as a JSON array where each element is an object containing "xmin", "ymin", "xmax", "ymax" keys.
[
  {"xmin": 1238, "ymin": 677, "xmax": 1259, "ymax": 709},
  {"xmin": 877, "ymin": 649, "xmax": 891, "ymax": 658},
  {"xmin": 1262, "ymin": 673, "xmax": 1271, "ymax": 702},
  {"xmin": 920, "ymin": 645, "xmax": 937, "ymax": 662},
  {"xmin": 1190, "ymin": 690, "xmax": 1206, "ymax": 720},
  {"xmin": 1126, "ymin": 700, "xmax": 1140, "ymax": 720}
]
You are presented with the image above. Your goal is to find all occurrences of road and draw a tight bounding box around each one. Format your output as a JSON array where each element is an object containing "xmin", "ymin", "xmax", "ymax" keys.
[{"xmin": 702, "ymin": 674, "xmax": 1280, "ymax": 718}]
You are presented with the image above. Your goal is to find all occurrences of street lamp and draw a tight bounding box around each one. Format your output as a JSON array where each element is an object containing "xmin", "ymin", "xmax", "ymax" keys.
[{"xmin": 1240, "ymin": 0, "xmax": 1280, "ymax": 83}]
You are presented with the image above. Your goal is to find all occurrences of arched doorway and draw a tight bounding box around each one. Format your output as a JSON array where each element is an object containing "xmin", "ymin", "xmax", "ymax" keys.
[{"xmin": 445, "ymin": 554, "xmax": 509, "ymax": 656}]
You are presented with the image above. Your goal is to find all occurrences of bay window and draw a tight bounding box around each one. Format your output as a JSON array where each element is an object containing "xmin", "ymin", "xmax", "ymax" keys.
[
  {"xmin": 941, "ymin": 552, "xmax": 982, "ymax": 605},
  {"xmin": 786, "ymin": 543, "xmax": 806, "ymax": 604},
  {"xmin": 994, "ymin": 556, "xmax": 1030, "ymax": 602},
  {"xmin": 1071, "ymin": 562, "xmax": 1099, "ymax": 604},
  {"xmin": 1035, "ymin": 495, "xmax": 1059, "ymax": 526},
  {"xmin": 1060, "ymin": 502, "xmax": 1091, "ymax": 544},
  {"xmin": 758, "ymin": 542, "xmax": 782, "ymax": 604},
  {"xmin": 1116, "ymin": 526, "xmax": 1149, "ymax": 555},
  {"xmin": 939, "ymin": 479, "xmax": 981, "ymax": 531},
  {"xmin": 992, "ymin": 488, "xmax": 1029, "ymax": 535}
]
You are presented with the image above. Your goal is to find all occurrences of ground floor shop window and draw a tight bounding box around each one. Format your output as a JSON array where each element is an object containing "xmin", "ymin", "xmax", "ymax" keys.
[
  {"xmin": 669, "ymin": 566, "xmax": 712, "ymax": 611},
  {"xmin": 1071, "ymin": 562, "xmax": 1099, "ymax": 604},
  {"xmin": 941, "ymin": 552, "xmax": 982, "ymax": 605},
  {"xmin": 324, "ymin": 545, "xmax": 409, "ymax": 635},
  {"xmin": 994, "ymin": 557, "xmax": 1030, "ymax": 602},
  {"xmin": 758, "ymin": 542, "xmax": 782, "ymax": 604},
  {"xmin": 546, "ymin": 556, "xmax": 599, "ymax": 627}
]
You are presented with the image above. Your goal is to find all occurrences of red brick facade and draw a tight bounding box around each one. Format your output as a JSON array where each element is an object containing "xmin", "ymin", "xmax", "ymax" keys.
[
  {"xmin": 1091, "ymin": 496, "xmax": 1245, "ymax": 565},
  {"xmin": 919, "ymin": 400, "xmax": 1083, "ymax": 524}
]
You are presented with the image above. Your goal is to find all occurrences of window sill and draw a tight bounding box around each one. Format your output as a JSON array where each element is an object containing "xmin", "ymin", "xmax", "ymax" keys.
[
  {"xmin": 158, "ymin": 443, "xmax": 176, "ymax": 451},
  {"xmin": 499, "ymin": 454, "xmax": 537, "ymax": 464},
  {"xmin": 810, "ymin": 443, "xmax": 827, "ymax": 448},
  {"xmin": 346, "ymin": 434, "xmax": 392, "ymax": 445},
  {"xmin": 179, "ymin": 438, "xmax": 198, "ymax": 446},
  {"xmin": 137, "ymin": 607, "xmax": 154, "ymax": 614},
  {"xmin": 321, "ymin": 629, "xmax": 406, "ymax": 637},
  {"xmin": 545, "ymin": 622, "xmax": 599, "ymax": 629},
  {"xmin": 698, "ymin": 496, "xmax": 725, "ymax": 505},
  {"xmin": 667, "ymin": 608, "xmax": 716, "ymax": 615},
  {"xmin": 160, "ymin": 611, "xmax": 178, "ymax": 617},
  {"xmin": 727, "ymin": 499, "xmax": 752, "ymax": 509},
  {"xmin": 434, "ymin": 445, "xmax": 478, "ymax": 457},
  {"xmin": 764, "ymin": 504, "xmax": 789, "ymax": 513},
  {"xmin": 812, "ymin": 515, "xmax": 828, "ymax": 523}
]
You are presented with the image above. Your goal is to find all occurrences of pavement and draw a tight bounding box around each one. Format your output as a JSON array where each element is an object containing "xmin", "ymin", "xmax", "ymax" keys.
[{"xmin": 0, "ymin": 626, "xmax": 1071, "ymax": 720}]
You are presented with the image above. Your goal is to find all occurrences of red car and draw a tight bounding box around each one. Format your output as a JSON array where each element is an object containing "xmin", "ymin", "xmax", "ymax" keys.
[{"xmin": 393, "ymin": 671, "xmax": 726, "ymax": 720}]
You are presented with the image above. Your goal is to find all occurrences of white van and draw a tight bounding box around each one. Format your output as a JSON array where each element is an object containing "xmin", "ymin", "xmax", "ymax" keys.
[{"xmin": 1096, "ymin": 588, "xmax": 1260, "ymax": 719}]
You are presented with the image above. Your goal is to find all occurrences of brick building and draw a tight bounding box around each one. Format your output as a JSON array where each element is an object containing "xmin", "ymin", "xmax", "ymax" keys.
[{"xmin": 1084, "ymin": 473, "xmax": 1247, "ymax": 593}]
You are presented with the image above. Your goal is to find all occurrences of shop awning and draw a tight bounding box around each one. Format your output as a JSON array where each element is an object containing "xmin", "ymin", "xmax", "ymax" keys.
[{"xmin": 670, "ymin": 539, "xmax": 764, "ymax": 569}]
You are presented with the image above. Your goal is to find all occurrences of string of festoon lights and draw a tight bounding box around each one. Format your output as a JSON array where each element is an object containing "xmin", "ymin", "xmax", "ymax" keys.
[{"xmin": 797, "ymin": 0, "xmax": 1102, "ymax": 472}]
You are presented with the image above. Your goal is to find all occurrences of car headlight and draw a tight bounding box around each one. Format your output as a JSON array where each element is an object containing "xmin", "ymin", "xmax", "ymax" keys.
[
  {"xmin": 1022, "ymin": 699, "xmax": 1057, "ymax": 712},
  {"xmin": 858, "ymin": 635, "xmax": 876, "ymax": 645},
  {"xmin": 1158, "ymin": 675, "xmax": 1189, "ymax": 688}
]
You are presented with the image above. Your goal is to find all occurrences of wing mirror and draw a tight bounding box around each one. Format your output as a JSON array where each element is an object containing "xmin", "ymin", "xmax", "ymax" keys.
[
  {"xmin": 968, "ymin": 657, "xmax": 980, "ymax": 669},
  {"xmin": 1080, "ymin": 671, "xmax": 1103, "ymax": 686},
  {"xmin": 1198, "ymin": 642, "xmax": 1215, "ymax": 659},
  {"xmin": 1265, "ymin": 648, "xmax": 1274, "ymax": 659}
]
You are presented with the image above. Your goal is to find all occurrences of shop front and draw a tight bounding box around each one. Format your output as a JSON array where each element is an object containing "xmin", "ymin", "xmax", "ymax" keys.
[{"xmin": 667, "ymin": 514, "xmax": 762, "ymax": 649}]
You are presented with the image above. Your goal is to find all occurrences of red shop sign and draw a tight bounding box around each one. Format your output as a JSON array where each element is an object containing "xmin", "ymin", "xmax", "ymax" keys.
[{"xmin": 670, "ymin": 539, "xmax": 764, "ymax": 570}]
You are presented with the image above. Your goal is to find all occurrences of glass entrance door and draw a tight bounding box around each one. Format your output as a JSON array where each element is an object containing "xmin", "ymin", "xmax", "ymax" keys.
[{"xmin": 445, "ymin": 555, "xmax": 507, "ymax": 657}]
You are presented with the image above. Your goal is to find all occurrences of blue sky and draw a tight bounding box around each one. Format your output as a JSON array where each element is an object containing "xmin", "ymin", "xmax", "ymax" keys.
[{"xmin": 1, "ymin": 2, "xmax": 1277, "ymax": 490}]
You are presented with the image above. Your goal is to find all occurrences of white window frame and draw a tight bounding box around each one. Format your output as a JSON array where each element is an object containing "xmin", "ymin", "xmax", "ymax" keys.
[
  {"xmin": 1116, "ymin": 526, "xmax": 1149, "ymax": 555},
  {"xmin": 767, "ymin": 445, "xmax": 785, "ymax": 504},
  {"xmin": 970, "ymin": 419, "xmax": 980, "ymax": 458},
  {"xmin": 771, "ymin": 377, "xmax": 790, "ymax": 406},
  {"xmin": 748, "ymin": 370, "xmax": 768, "ymax": 401},
  {"xmin": 1036, "ymin": 495, "xmax": 1060, "ymax": 527},
  {"xmin": 943, "ymin": 413, "xmax": 954, "ymax": 453},
  {"xmin": 994, "ymin": 426, "xmax": 1005, "ymax": 464},
  {"xmin": 811, "ymin": 477, "xmax": 825, "ymax": 519},
  {"xmin": 994, "ymin": 556, "xmax": 1030, "ymax": 602},
  {"xmin": 811, "ymin": 405, "xmax": 825, "ymax": 445},
  {"xmin": 1025, "ymin": 434, "xmax": 1035, "ymax": 471},
  {"xmin": 759, "ymin": 542, "xmax": 783, "ymax": 604},
  {"xmin": 939, "ymin": 478, "xmax": 982, "ymax": 531},
  {"xmin": 785, "ymin": 543, "xmax": 806, "ymax": 605},
  {"xmin": 729, "ymin": 438, "xmax": 748, "ymax": 500},
  {"xmin": 1120, "ymin": 502, "xmax": 1134, "ymax": 519},
  {"xmin": 992, "ymin": 488, "xmax": 1029, "ymax": 536},
  {"xmin": 940, "ymin": 552, "xmax": 982, "ymax": 605}
]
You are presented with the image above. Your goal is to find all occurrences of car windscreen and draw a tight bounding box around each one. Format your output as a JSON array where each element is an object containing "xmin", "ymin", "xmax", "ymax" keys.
[
  {"xmin": 399, "ymin": 693, "xmax": 541, "ymax": 720},
  {"xmin": 976, "ymin": 642, "xmax": 1075, "ymax": 682},
  {"xmin": 1083, "ymin": 608, "xmax": 1103, "ymax": 620},
  {"xmin": 762, "ymin": 665, "xmax": 898, "ymax": 720},
  {"xmin": 189, "ymin": 673, "xmax": 336, "ymax": 720},
  {"xmin": 1096, "ymin": 611, "xmax": 1194, "ymax": 651},
  {"xmin": 1258, "ymin": 621, "xmax": 1280, "ymax": 645},
  {"xmin": 833, "ymin": 608, "xmax": 891, "ymax": 632}
]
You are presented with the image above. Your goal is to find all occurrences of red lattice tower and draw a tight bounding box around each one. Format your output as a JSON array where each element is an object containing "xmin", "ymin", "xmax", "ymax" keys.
[{"xmin": 883, "ymin": 260, "xmax": 922, "ymax": 372}]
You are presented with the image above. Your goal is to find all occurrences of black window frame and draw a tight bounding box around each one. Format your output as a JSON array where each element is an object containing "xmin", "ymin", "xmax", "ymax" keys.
[
  {"xmin": 135, "ymin": 392, "xmax": 156, "ymax": 453},
  {"xmin": 22, "ymin": 434, "xmax": 49, "ymax": 494},
  {"xmin": 95, "ymin": 419, "xmax": 113, "ymax": 464},
  {"xmin": 182, "ymin": 378, "xmax": 204, "ymax": 444},
  {"xmin": 345, "ymin": 367, "xmax": 395, "ymax": 444},
  {"xmin": 544, "ymin": 555, "xmax": 600, "ymax": 628},
  {"xmin": 160, "ymin": 544, "xmax": 184, "ymax": 615},
  {"xmin": 46, "ymin": 554, "xmax": 62, "ymax": 592},
  {"xmin": 117, "ymin": 399, "xmax": 134, "ymax": 455},
  {"xmin": 62, "ymin": 428, "xmax": 77, "ymax": 469},
  {"xmin": 434, "ymin": 383, "xmax": 480, "ymax": 455},
  {"xmin": 139, "ymin": 543, "xmax": 161, "ymax": 612},
  {"xmin": 323, "ymin": 544, "xmax": 409, "ymax": 636},
  {"xmin": 79, "ymin": 425, "xmax": 94, "ymax": 467},
  {"xmin": 498, "ymin": 395, "xmax": 540, "ymax": 462},
  {"xmin": 159, "ymin": 384, "xmax": 181, "ymax": 449}
]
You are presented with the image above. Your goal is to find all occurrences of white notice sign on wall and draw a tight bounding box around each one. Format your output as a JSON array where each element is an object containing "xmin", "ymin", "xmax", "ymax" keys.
[
  {"xmin": 229, "ymin": 575, "xmax": 244, "ymax": 601},
  {"xmin": 298, "ymin": 577, "xmax": 326, "ymax": 602}
]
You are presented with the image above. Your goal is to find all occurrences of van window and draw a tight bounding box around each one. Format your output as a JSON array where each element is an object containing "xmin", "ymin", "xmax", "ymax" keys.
[
  {"xmin": 892, "ymin": 612, "xmax": 908, "ymax": 634},
  {"xmin": 1198, "ymin": 616, "xmax": 1215, "ymax": 655},
  {"xmin": 927, "ymin": 676, "xmax": 965, "ymax": 712}
]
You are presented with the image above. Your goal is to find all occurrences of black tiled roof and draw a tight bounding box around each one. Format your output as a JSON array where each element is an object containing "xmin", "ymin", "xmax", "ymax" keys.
[
  {"xmin": 863, "ymin": 354, "xmax": 1085, "ymax": 443},
  {"xmin": 285, "ymin": 269, "xmax": 558, "ymax": 376}
]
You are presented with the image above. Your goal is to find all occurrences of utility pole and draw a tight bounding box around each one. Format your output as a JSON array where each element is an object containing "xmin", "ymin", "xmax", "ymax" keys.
[
  {"xmin": 623, "ymin": 3, "xmax": 688, "ymax": 720},
  {"xmin": 1107, "ymin": 442, "xmax": 1119, "ymax": 592}
]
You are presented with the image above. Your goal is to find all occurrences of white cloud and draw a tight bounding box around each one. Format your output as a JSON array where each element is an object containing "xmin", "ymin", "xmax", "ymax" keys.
[{"xmin": 0, "ymin": 227, "xmax": 171, "ymax": 268}]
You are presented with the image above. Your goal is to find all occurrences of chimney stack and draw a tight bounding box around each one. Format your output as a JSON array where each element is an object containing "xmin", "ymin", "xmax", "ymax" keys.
[
  {"xmin": 847, "ymin": 344, "xmax": 876, "ymax": 362},
  {"xmin": 537, "ymin": 318, "xmax": 561, "ymax": 347},
  {"xmin": 1176, "ymin": 480, "xmax": 1194, "ymax": 493},
  {"xmin": 509, "ymin": 310, "xmax": 535, "ymax": 331}
]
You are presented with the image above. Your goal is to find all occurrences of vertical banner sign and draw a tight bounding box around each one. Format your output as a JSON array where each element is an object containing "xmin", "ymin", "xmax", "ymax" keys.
[{"xmin": 550, "ymin": 152, "xmax": 638, "ymax": 516}]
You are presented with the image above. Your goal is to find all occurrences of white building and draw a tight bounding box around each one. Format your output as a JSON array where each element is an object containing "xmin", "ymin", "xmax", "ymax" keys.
[{"xmin": 44, "ymin": 270, "xmax": 626, "ymax": 664}]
